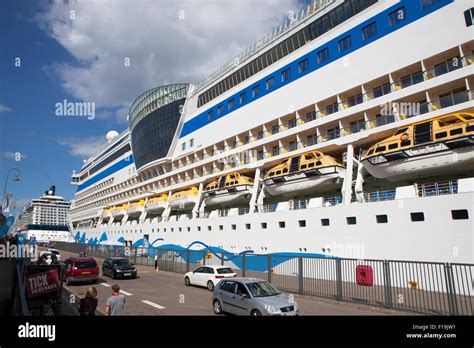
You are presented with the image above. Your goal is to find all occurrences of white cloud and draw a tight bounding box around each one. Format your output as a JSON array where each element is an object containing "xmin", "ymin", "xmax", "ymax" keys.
[
  {"xmin": 36, "ymin": 0, "xmax": 299, "ymax": 122},
  {"xmin": 58, "ymin": 136, "xmax": 108, "ymax": 158},
  {"xmin": 0, "ymin": 104, "xmax": 12, "ymax": 113}
]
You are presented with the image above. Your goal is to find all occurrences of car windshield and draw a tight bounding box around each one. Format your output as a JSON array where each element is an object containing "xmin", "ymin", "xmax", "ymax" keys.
[
  {"xmin": 50, "ymin": 250, "xmax": 59, "ymax": 255},
  {"xmin": 246, "ymin": 281, "xmax": 281, "ymax": 297},
  {"xmin": 113, "ymin": 259, "xmax": 132, "ymax": 266},
  {"xmin": 216, "ymin": 267, "xmax": 234, "ymax": 274},
  {"xmin": 75, "ymin": 261, "xmax": 96, "ymax": 269}
]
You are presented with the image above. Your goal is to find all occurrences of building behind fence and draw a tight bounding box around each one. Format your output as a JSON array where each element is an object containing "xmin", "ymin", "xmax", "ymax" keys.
[{"xmin": 54, "ymin": 242, "xmax": 473, "ymax": 316}]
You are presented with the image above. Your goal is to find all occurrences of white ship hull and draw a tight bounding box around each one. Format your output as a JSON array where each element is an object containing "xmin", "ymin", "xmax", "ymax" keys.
[
  {"xmin": 264, "ymin": 166, "xmax": 345, "ymax": 196},
  {"xmin": 363, "ymin": 143, "xmax": 474, "ymax": 181}
]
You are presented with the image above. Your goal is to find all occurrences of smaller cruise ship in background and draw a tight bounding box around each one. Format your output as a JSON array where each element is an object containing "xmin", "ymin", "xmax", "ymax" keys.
[{"xmin": 16, "ymin": 186, "xmax": 74, "ymax": 243}]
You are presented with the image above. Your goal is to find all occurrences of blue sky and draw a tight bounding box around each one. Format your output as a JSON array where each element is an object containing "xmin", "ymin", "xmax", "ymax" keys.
[{"xmin": 0, "ymin": 0, "xmax": 307, "ymax": 215}]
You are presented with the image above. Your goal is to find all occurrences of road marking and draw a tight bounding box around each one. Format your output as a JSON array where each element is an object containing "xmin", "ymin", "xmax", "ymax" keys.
[
  {"xmin": 142, "ymin": 300, "xmax": 166, "ymax": 310},
  {"xmin": 120, "ymin": 290, "xmax": 133, "ymax": 296},
  {"xmin": 101, "ymin": 283, "xmax": 111, "ymax": 287}
]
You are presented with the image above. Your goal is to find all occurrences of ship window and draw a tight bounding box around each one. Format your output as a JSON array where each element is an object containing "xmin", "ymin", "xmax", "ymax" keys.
[
  {"xmin": 228, "ymin": 98, "xmax": 234, "ymax": 110},
  {"xmin": 279, "ymin": 221, "xmax": 286, "ymax": 228},
  {"xmin": 266, "ymin": 77, "xmax": 275, "ymax": 90},
  {"xmin": 420, "ymin": 0, "xmax": 441, "ymax": 10},
  {"xmin": 401, "ymin": 140, "xmax": 411, "ymax": 147},
  {"xmin": 261, "ymin": 222, "xmax": 267, "ymax": 229},
  {"xmin": 301, "ymin": 164, "xmax": 307, "ymax": 170},
  {"xmin": 410, "ymin": 212, "xmax": 425, "ymax": 222},
  {"xmin": 389, "ymin": 6, "xmax": 406, "ymax": 26},
  {"xmin": 197, "ymin": 226, "xmax": 201, "ymax": 231},
  {"xmin": 208, "ymin": 226, "xmax": 212, "ymax": 231},
  {"xmin": 179, "ymin": 227, "xmax": 182, "ymax": 232},
  {"xmin": 367, "ymin": 149, "xmax": 374, "ymax": 155},
  {"xmin": 298, "ymin": 58, "xmax": 309, "ymax": 73},
  {"xmin": 376, "ymin": 215, "xmax": 388, "ymax": 224},
  {"xmin": 240, "ymin": 92, "xmax": 247, "ymax": 104},
  {"xmin": 217, "ymin": 105, "xmax": 223, "ymax": 116},
  {"xmin": 435, "ymin": 132, "xmax": 447, "ymax": 139},
  {"xmin": 252, "ymin": 85, "xmax": 260, "ymax": 98},
  {"xmin": 187, "ymin": 227, "xmax": 191, "ymax": 232},
  {"xmin": 346, "ymin": 217, "xmax": 357, "ymax": 225},
  {"xmin": 450, "ymin": 128, "xmax": 463, "ymax": 136},
  {"xmin": 321, "ymin": 218, "xmax": 330, "ymax": 226},
  {"xmin": 451, "ymin": 209, "xmax": 469, "ymax": 220},
  {"xmin": 338, "ymin": 36, "xmax": 352, "ymax": 52},
  {"xmin": 394, "ymin": 128, "xmax": 408, "ymax": 135},
  {"xmin": 362, "ymin": 22, "xmax": 377, "ymax": 40},
  {"xmin": 207, "ymin": 111, "xmax": 213, "ymax": 121},
  {"xmin": 282, "ymin": 168, "xmax": 289, "ymax": 174},
  {"xmin": 231, "ymin": 224, "xmax": 236, "ymax": 230},
  {"xmin": 298, "ymin": 220, "xmax": 306, "ymax": 227},
  {"xmin": 305, "ymin": 154, "xmax": 314, "ymax": 160},
  {"xmin": 281, "ymin": 68, "xmax": 291, "ymax": 82},
  {"xmin": 308, "ymin": 162, "xmax": 315, "ymax": 168},
  {"xmin": 276, "ymin": 170, "xmax": 282, "ymax": 175},
  {"xmin": 375, "ymin": 146, "xmax": 386, "ymax": 153},
  {"xmin": 219, "ymin": 225, "xmax": 223, "ymax": 231},
  {"xmin": 465, "ymin": 8, "xmax": 474, "ymax": 27},
  {"xmin": 317, "ymin": 48, "xmax": 329, "ymax": 64},
  {"xmin": 316, "ymin": 161, "xmax": 322, "ymax": 166},
  {"xmin": 388, "ymin": 144, "xmax": 398, "ymax": 150},
  {"xmin": 246, "ymin": 224, "xmax": 251, "ymax": 230}
]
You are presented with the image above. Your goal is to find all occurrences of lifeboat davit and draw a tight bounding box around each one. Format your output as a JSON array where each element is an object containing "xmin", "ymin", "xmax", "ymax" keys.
[
  {"xmin": 126, "ymin": 199, "xmax": 145, "ymax": 217},
  {"xmin": 263, "ymin": 150, "xmax": 345, "ymax": 196},
  {"xmin": 361, "ymin": 113, "xmax": 474, "ymax": 181},
  {"xmin": 169, "ymin": 187, "xmax": 198, "ymax": 211},
  {"xmin": 203, "ymin": 172, "xmax": 254, "ymax": 207},
  {"xmin": 145, "ymin": 194, "xmax": 168, "ymax": 214}
]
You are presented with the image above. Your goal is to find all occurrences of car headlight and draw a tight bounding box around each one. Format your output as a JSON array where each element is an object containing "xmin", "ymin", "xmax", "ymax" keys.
[{"xmin": 264, "ymin": 305, "xmax": 281, "ymax": 314}]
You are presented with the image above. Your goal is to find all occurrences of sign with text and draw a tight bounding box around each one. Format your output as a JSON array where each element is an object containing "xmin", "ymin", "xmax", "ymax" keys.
[{"xmin": 26, "ymin": 269, "xmax": 60, "ymax": 298}]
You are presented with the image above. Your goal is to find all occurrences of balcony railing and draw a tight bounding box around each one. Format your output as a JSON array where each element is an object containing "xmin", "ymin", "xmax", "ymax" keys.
[
  {"xmin": 417, "ymin": 180, "xmax": 458, "ymax": 198},
  {"xmin": 363, "ymin": 190, "xmax": 396, "ymax": 203}
]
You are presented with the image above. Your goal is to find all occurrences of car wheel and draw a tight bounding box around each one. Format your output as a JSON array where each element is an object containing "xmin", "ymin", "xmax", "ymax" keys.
[
  {"xmin": 184, "ymin": 276, "xmax": 191, "ymax": 286},
  {"xmin": 251, "ymin": 309, "xmax": 262, "ymax": 316},
  {"xmin": 91, "ymin": 278, "xmax": 97, "ymax": 284},
  {"xmin": 207, "ymin": 280, "xmax": 214, "ymax": 291},
  {"xmin": 213, "ymin": 300, "xmax": 223, "ymax": 315}
]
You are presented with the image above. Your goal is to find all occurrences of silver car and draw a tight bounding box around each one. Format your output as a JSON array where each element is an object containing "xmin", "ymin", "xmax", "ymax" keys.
[{"xmin": 212, "ymin": 277, "xmax": 299, "ymax": 316}]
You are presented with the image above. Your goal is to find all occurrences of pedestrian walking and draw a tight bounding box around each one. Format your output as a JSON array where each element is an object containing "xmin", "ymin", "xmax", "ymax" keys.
[
  {"xmin": 78, "ymin": 287, "xmax": 98, "ymax": 316},
  {"xmin": 105, "ymin": 284, "xmax": 126, "ymax": 316}
]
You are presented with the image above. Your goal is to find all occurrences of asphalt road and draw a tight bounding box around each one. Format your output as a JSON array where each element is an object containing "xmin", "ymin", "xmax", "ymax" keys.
[{"xmin": 59, "ymin": 250, "xmax": 391, "ymax": 316}]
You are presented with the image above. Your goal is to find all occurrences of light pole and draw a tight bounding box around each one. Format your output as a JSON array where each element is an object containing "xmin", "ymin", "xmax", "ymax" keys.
[{"xmin": 1, "ymin": 168, "xmax": 21, "ymax": 213}]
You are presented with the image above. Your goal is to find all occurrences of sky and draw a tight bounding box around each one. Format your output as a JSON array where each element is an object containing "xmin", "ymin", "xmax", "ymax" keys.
[{"xmin": 0, "ymin": 0, "xmax": 311, "ymax": 215}]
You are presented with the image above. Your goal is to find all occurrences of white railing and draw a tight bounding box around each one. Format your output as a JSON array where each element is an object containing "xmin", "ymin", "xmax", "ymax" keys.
[
  {"xmin": 417, "ymin": 180, "xmax": 458, "ymax": 198},
  {"xmin": 363, "ymin": 190, "xmax": 396, "ymax": 203}
]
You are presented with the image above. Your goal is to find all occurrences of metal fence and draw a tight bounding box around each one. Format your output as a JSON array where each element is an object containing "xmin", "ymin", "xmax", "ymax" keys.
[{"xmin": 54, "ymin": 242, "xmax": 473, "ymax": 315}]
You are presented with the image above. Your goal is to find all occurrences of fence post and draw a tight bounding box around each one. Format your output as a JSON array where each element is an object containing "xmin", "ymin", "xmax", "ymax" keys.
[
  {"xmin": 298, "ymin": 257, "xmax": 303, "ymax": 295},
  {"xmin": 203, "ymin": 251, "xmax": 206, "ymax": 266},
  {"xmin": 336, "ymin": 258, "xmax": 343, "ymax": 301},
  {"xmin": 267, "ymin": 255, "xmax": 272, "ymax": 283},
  {"xmin": 221, "ymin": 253, "xmax": 224, "ymax": 266},
  {"xmin": 444, "ymin": 263, "xmax": 458, "ymax": 315},
  {"xmin": 242, "ymin": 254, "xmax": 246, "ymax": 278},
  {"xmin": 383, "ymin": 260, "xmax": 393, "ymax": 309},
  {"xmin": 133, "ymin": 247, "xmax": 137, "ymax": 265},
  {"xmin": 186, "ymin": 250, "xmax": 190, "ymax": 273}
]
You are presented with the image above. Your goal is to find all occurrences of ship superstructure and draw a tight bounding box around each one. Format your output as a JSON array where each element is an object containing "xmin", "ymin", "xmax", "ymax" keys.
[{"xmin": 68, "ymin": 0, "xmax": 474, "ymax": 264}]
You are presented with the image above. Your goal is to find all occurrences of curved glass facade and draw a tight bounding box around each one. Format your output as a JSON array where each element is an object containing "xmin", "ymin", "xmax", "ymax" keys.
[{"xmin": 129, "ymin": 84, "xmax": 189, "ymax": 170}]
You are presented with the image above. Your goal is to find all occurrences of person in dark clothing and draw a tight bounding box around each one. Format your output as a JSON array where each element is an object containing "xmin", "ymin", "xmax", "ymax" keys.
[{"xmin": 78, "ymin": 287, "xmax": 98, "ymax": 316}]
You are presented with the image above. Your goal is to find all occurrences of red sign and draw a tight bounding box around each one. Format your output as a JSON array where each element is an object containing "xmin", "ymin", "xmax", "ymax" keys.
[
  {"xmin": 356, "ymin": 265, "xmax": 374, "ymax": 286},
  {"xmin": 26, "ymin": 269, "xmax": 59, "ymax": 298}
]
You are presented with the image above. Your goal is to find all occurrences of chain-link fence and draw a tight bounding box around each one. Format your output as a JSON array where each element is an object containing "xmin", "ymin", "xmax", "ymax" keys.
[{"xmin": 54, "ymin": 242, "xmax": 473, "ymax": 315}]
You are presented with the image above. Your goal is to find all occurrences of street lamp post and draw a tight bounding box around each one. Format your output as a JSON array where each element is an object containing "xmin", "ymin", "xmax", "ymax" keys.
[{"xmin": 1, "ymin": 168, "xmax": 21, "ymax": 213}]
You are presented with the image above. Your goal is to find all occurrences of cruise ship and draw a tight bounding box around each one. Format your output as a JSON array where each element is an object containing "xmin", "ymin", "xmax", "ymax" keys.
[
  {"xmin": 68, "ymin": 0, "xmax": 474, "ymax": 266},
  {"xmin": 17, "ymin": 186, "xmax": 74, "ymax": 242}
]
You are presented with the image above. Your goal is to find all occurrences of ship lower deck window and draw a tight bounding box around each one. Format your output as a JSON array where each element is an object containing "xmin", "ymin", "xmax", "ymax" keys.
[
  {"xmin": 298, "ymin": 58, "xmax": 309, "ymax": 73},
  {"xmin": 266, "ymin": 77, "xmax": 275, "ymax": 90},
  {"xmin": 389, "ymin": 6, "xmax": 406, "ymax": 26},
  {"xmin": 219, "ymin": 225, "xmax": 223, "ymax": 231},
  {"xmin": 298, "ymin": 220, "xmax": 306, "ymax": 227},
  {"xmin": 187, "ymin": 227, "xmax": 191, "ymax": 232},
  {"xmin": 388, "ymin": 144, "xmax": 398, "ymax": 150},
  {"xmin": 321, "ymin": 218, "xmax": 330, "ymax": 226},
  {"xmin": 376, "ymin": 215, "xmax": 388, "ymax": 224},
  {"xmin": 465, "ymin": 8, "xmax": 474, "ymax": 27},
  {"xmin": 420, "ymin": 0, "xmax": 442, "ymax": 10},
  {"xmin": 362, "ymin": 22, "xmax": 377, "ymax": 40},
  {"xmin": 375, "ymin": 146, "xmax": 386, "ymax": 153},
  {"xmin": 410, "ymin": 212, "xmax": 425, "ymax": 222},
  {"xmin": 261, "ymin": 222, "xmax": 267, "ymax": 229},
  {"xmin": 231, "ymin": 224, "xmax": 236, "ymax": 230},
  {"xmin": 279, "ymin": 221, "xmax": 285, "ymax": 228},
  {"xmin": 317, "ymin": 48, "xmax": 329, "ymax": 64},
  {"xmin": 451, "ymin": 209, "xmax": 469, "ymax": 220},
  {"xmin": 346, "ymin": 217, "xmax": 357, "ymax": 225},
  {"xmin": 435, "ymin": 131, "xmax": 447, "ymax": 139},
  {"xmin": 197, "ymin": 226, "xmax": 201, "ymax": 231},
  {"xmin": 338, "ymin": 36, "xmax": 352, "ymax": 52},
  {"xmin": 246, "ymin": 224, "xmax": 251, "ymax": 230},
  {"xmin": 281, "ymin": 68, "xmax": 291, "ymax": 82},
  {"xmin": 208, "ymin": 226, "xmax": 212, "ymax": 231}
]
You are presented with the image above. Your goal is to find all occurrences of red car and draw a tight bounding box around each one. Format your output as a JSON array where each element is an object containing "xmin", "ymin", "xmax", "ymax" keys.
[{"xmin": 64, "ymin": 257, "xmax": 99, "ymax": 285}]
